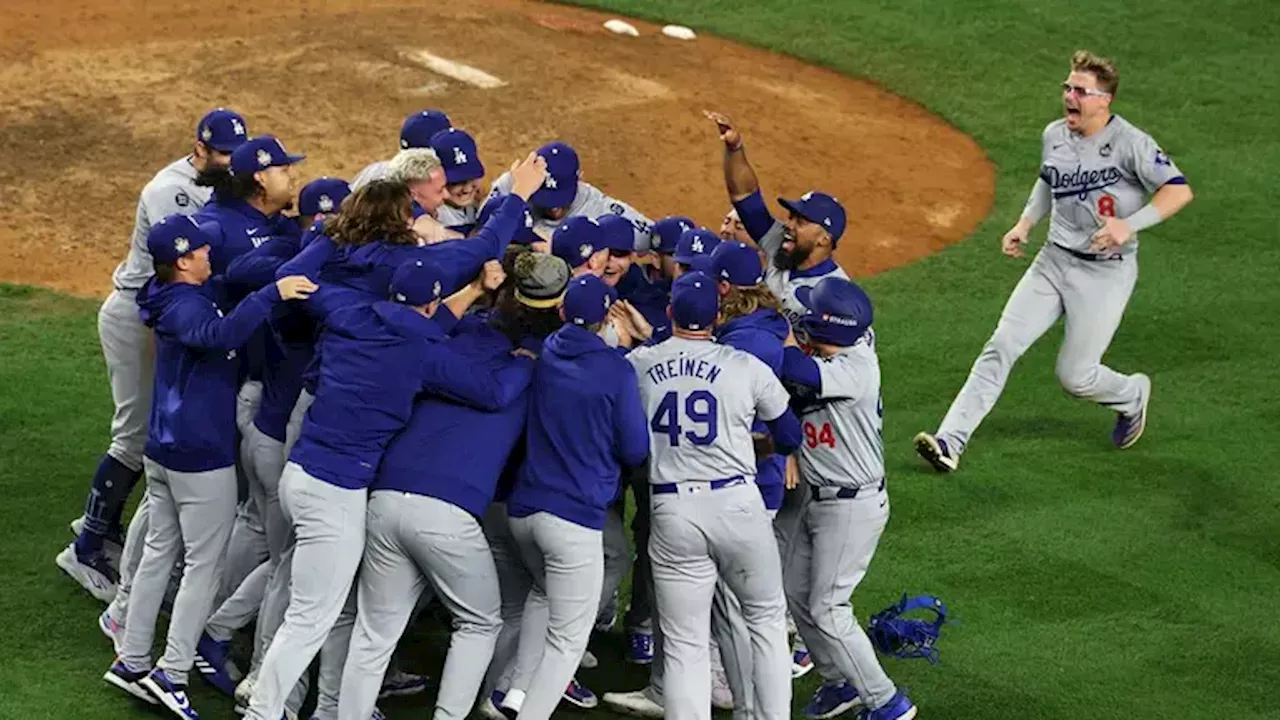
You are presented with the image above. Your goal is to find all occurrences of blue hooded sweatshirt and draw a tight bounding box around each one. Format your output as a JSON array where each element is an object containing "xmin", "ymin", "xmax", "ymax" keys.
[
  {"xmin": 194, "ymin": 196, "xmax": 299, "ymax": 276},
  {"xmin": 289, "ymin": 302, "xmax": 535, "ymax": 490},
  {"xmin": 508, "ymin": 324, "xmax": 650, "ymax": 531},
  {"xmin": 225, "ymin": 234, "xmax": 317, "ymax": 443},
  {"xmin": 373, "ymin": 313, "xmax": 542, "ymax": 517},
  {"xmin": 716, "ymin": 308, "xmax": 790, "ymax": 510},
  {"xmin": 137, "ymin": 276, "xmax": 282, "ymax": 472}
]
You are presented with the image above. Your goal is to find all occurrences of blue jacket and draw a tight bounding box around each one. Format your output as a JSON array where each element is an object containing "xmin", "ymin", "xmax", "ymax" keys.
[
  {"xmin": 508, "ymin": 325, "xmax": 650, "ymax": 530},
  {"xmin": 374, "ymin": 314, "xmax": 540, "ymax": 517},
  {"xmin": 226, "ymin": 235, "xmax": 316, "ymax": 442},
  {"xmin": 137, "ymin": 277, "xmax": 281, "ymax": 472},
  {"xmin": 616, "ymin": 264, "xmax": 672, "ymax": 344},
  {"xmin": 716, "ymin": 308, "xmax": 790, "ymax": 510},
  {"xmin": 289, "ymin": 302, "xmax": 534, "ymax": 490},
  {"xmin": 194, "ymin": 197, "xmax": 298, "ymax": 276}
]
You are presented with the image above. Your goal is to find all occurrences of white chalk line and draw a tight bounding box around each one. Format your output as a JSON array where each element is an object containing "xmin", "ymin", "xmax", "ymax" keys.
[{"xmin": 401, "ymin": 49, "xmax": 506, "ymax": 90}]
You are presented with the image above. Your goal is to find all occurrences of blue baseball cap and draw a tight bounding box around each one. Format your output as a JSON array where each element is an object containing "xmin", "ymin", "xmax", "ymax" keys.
[
  {"xmin": 477, "ymin": 197, "xmax": 539, "ymax": 245},
  {"xmin": 673, "ymin": 228, "xmax": 721, "ymax": 268},
  {"xmin": 400, "ymin": 110, "xmax": 452, "ymax": 149},
  {"xmin": 530, "ymin": 142, "xmax": 580, "ymax": 209},
  {"xmin": 778, "ymin": 191, "xmax": 847, "ymax": 243},
  {"xmin": 596, "ymin": 214, "xmax": 635, "ymax": 253},
  {"xmin": 563, "ymin": 274, "xmax": 617, "ymax": 327},
  {"xmin": 649, "ymin": 216, "xmax": 694, "ymax": 254},
  {"xmin": 670, "ymin": 271, "xmax": 719, "ymax": 331},
  {"xmin": 196, "ymin": 108, "xmax": 248, "ymax": 153},
  {"xmin": 230, "ymin": 135, "xmax": 306, "ymax": 177},
  {"xmin": 796, "ymin": 277, "xmax": 873, "ymax": 346},
  {"xmin": 147, "ymin": 214, "xmax": 213, "ymax": 264},
  {"xmin": 389, "ymin": 258, "xmax": 446, "ymax": 306},
  {"xmin": 551, "ymin": 216, "xmax": 603, "ymax": 269},
  {"xmin": 430, "ymin": 128, "xmax": 485, "ymax": 184},
  {"xmin": 298, "ymin": 177, "xmax": 350, "ymax": 217},
  {"xmin": 709, "ymin": 241, "xmax": 764, "ymax": 287}
]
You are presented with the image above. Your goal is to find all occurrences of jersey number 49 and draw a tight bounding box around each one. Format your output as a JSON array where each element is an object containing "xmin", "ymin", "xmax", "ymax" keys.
[{"xmin": 651, "ymin": 390, "xmax": 719, "ymax": 446}]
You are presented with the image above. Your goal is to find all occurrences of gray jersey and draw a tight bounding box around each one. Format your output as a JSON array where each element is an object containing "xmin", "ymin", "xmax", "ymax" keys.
[
  {"xmin": 110, "ymin": 157, "xmax": 210, "ymax": 290},
  {"xmin": 1037, "ymin": 114, "xmax": 1183, "ymax": 255},
  {"xmin": 757, "ymin": 222, "xmax": 850, "ymax": 325},
  {"xmin": 437, "ymin": 202, "xmax": 480, "ymax": 229},
  {"xmin": 349, "ymin": 160, "xmax": 391, "ymax": 191},
  {"xmin": 627, "ymin": 337, "xmax": 791, "ymax": 485},
  {"xmin": 794, "ymin": 331, "xmax": 883, "ymax": 489},
  {"xmin": 486, "ymin": 176, "xmax": 652, "ymax": 250}
]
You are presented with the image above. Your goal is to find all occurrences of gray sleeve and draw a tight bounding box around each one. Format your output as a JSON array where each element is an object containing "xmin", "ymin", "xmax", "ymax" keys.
[
  {"xmin": 816, "ymin": 352, "xmax": 876, "ymax": 402},
  {"xmin": 1021, "ymin": 178, "xmax": 1051, "ymax": 224},
  {"xmin": 142, "ymin": 182, "xmax": 201, "ymax": 222},
  {"xmin": 758, "ymin": 220, "xmax": 787, "ymax": 259},
  {"xmin": 1124, "ymin": 129, "xmax": 1185, "ymax": 193},
  {"xmin": 486, "ymin": 172, "xmax": 514, "ymax": 203},
  {"xmin": 750, "ymin": 355, "xmax": 791, "ymax": 422}
]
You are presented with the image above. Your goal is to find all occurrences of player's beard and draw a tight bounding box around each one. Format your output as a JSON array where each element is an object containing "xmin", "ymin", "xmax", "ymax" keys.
[{"xmin": 774, "ymin": 242, "xmax": 812, "ymax": 272}]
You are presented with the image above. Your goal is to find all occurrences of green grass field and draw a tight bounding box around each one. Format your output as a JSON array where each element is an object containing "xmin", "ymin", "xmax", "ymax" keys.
[{"xmin": 3, "ymin": 0, "xmax": 1278, "ymax": 718}]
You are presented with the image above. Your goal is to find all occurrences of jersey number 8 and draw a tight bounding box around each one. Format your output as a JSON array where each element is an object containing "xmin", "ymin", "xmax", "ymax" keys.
[{"xmin": 651, "ymin": 390, "xmax": 719, "ymax": 446}]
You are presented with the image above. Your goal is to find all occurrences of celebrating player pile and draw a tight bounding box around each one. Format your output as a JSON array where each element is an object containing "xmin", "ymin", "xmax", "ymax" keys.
[{"xmin": 53, "ymin": 47, "xmax": 1188, "ymax": 720}]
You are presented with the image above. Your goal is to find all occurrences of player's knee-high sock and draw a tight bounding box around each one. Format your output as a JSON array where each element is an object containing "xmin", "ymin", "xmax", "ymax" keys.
[{"xmin": 76, "ymin": 455, "xmax": 141, "ymax": 555}]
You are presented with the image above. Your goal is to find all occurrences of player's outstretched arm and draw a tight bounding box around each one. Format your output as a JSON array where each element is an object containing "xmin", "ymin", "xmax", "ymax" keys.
[{"xmin": 704, "ymin": 110, "xmax": 760, "ymax": 203}]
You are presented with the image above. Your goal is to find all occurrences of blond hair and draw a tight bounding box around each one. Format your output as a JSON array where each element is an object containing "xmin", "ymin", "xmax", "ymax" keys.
[
  {"xmin": 718, "ymin": 283, "xmax": 782, "ymax": 326},
  {"xmin": 388, "ymin": 147, "xmax": 443, "ymax": 183},
  {"xmin": 1072, "ymin": 50, "xmax": 1119, "ymax": 95}
]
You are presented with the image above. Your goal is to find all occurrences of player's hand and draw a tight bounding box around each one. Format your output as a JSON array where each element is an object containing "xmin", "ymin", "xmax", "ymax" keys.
[
  {"xmin": 1089, "ymin": 216, "xmax": 1132, "ymax": 253},
  {"xmin": 785, "ymin": 455, "xmax": 800, "ymax": 490},
  {"xmin": 276, "ymin": 275, "xmax": 318, "ymax": 300},
  {"xmin": 509, "ymin": 152, "xmax": 550, "ymax": 202},
  {"xmin": 784, "ymin": 322, "xmax": 799, "ymax": 348},
  {"xmin": 511, "ymin": 347, "xmax": 538, "ymax": 360},
  {"xmin": 477, "ymin": 260, "xmax": 506, "ymax": 292},
  {"xmin": 529, "ymin": 240, "xmax": 551, "ymax": 254},
  {"xmin": 703, "ymin": 110, "xmax": 742, "ymax": 149},
  {"xmin": 1000, "ymin": 224, "xmax": 1029, "ymax": 258},
  {"xmin": 617, "ymin": 300, "xmax": 653, "ymax": 341},
  {"xmin": 609, "ymin": 315, "xmax": 635, "ymax": 349},
  {"xmin": 413, "ymin": 214, "xmax": 462, "ymax": 245}
]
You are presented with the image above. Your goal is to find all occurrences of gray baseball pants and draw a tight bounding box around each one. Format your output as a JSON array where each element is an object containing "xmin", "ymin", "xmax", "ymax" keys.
[
  {"xmin": 340, "ymin": 492, "xmax": 501, "ymax": 720},
  {"xmin": 97, "ymin": 288, "xmax": 154, "ymax": 472},
  {"xmin": 242, "ymin": 462, "xmax": 366, "ymax": 720},
  {"xmin": 481, "ymin": 502, "xmax": 530, "ymax": 698},
  {"xmin": 785, "ymin": 485, "xmax": 896, "ymax": 709},
  {"xmin": 650, "ymin": 481, "xmax": 790, "ymax": 720},
  {"xmin": 505, "ymin": 512, "xmax": 603, "ymax": 720},
  {"xmin": 937, "ymin": 244, "xmax": 1143, "ymax": 452},
  {"xmin": 119, "ymin": 459, "xmax": 237, "ymax": 684}
]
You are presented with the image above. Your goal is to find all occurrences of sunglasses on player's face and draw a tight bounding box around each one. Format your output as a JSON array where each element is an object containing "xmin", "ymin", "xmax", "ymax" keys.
[{"xmin": 1062, "ymin": 82, "xmax": 1110, "ymax": 98}]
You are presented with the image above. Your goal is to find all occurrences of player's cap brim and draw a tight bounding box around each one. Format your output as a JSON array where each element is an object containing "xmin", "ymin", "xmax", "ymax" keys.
[{"xmin": 530, "ymin": 181, "xmax": 575, "ymax": 210}]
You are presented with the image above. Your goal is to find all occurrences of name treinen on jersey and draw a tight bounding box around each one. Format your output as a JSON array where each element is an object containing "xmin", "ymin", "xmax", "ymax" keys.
[{"xmin": 643, "ymin": 356, "xmax": 723, "ymax": 386}]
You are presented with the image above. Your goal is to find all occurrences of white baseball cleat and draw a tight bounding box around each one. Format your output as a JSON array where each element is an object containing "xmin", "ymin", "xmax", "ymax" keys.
[
  {"xmin": 55, "ymin": 543, "xmax": 117, "ymax": 603},
  {"xmin": 99, "ymin": 609, "xmax": 125, "ymax": 653},
  {"xmin": 1113, "ymin": 373, "xmax": 1151, "ymax": 449},
  {"xmin": 913, "ymin": 432, "xmax": 959, "ymax": 473},
  {"xmin": 602, "ymin": 688, "xmax": 665, "ymax": 719},
  {"xmin": 580, "ymin": 649, "xmax": 599, "ymax": 669},
  {"xmin": 69, "ymin": 516, "xmax": 124, "ymax": 567}
]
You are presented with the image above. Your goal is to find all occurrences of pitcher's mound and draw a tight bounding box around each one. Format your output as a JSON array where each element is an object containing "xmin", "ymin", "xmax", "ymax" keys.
[{"xmin": 0, "ymin": 0, "xmax": 994, "ymax": 297}]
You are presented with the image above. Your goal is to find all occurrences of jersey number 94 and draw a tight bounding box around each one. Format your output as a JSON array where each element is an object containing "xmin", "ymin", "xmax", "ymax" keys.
[{"xmin": 651, "ymin": 390, "xmax": 719, "ymax": 446}]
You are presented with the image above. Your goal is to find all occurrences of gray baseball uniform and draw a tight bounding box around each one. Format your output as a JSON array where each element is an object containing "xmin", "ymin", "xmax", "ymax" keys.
[
  {"xmin": 627, "ymin": 337, "xmax": 793, "ymax": 720},
  {"xmin": 486, "ymin": 176, "xmax": 653, "ymax": 250},
  {"xmin": 118, "ymin": 460, "xmax": 237, "ymax": 685},
  {"xmin": 340, "ymin": 492, "xmax": 501, "ymax": 720},
  {"xmin": 100, "ymin": 157, "xmax": 211, "ymax": 472},
  {"xmin": 785, "ymin": 333, "xmax": 898, "ymax": 710},
  {"xmin": 437, "ymin": 202, "xmax": 480, "ymax": 229},
  {"xmin": 935, "ymin": 115, "xmax": 1183, "ymax": 452},
  {"xmin": 481, "ymin": 501, "xmax": 532, "ymax": 699}
]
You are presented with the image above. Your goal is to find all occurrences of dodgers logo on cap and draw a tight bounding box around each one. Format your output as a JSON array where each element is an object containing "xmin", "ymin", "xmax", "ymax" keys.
[
  {"xmin": 174, "ymin": 237, "xmax": 190, "ymax": 255},
  {"xmin": 256, "ymin": 149, "xmax": 272, "ymax": 168},
  {"xmin": 318, "ymin": 195, "xmax": 334, "ymax": 212},
  {"xmin": 454, "ymin": 147, "xmax": 467, "ymax": 165}
]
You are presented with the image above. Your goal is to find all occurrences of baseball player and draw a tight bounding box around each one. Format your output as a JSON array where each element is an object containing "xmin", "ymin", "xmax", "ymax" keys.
[
  {"xmin": 622, "ymin": 271, "xmax": 802, "ymax": 720},
  {"xmin": 914, "ymin": 50, "xmax": 1194, "ymax": 473},
  {"xmin": 549, "ymin": 216, "xmax": 608, "ymax": 278},
  {"xmin": 194, "ymin": 176, "xmax": 355, "ymax": 697},
  {"xmin": 430, "ymin": 127, "xmax": 486, "ymax": 232},
  {"xmin": 487, "ymin": 141, "xmax": 653, "ymax": 249},
  {"xmin": 497, "ymin": 275, "xmax": 650, "ymax": 720},
  {"xmin": 102, "ymin": 214, "xmax": 314, "ymax": 720},
  {"xmin": 241, "ymin": 256, "xmax": 529, "ymax": 720},
  {"xmin": 719, "ymin": 208, "xmax": 769, "ymax": 273},
  {"xmin": 58, "ymin": 108, "xmax": 248, "ymax": 604},
  {"xmin": 704, "ymin": 110, "xmax": 850, "ymax": 324},
  {"xmin": 349, "ymin": 109, "xmax": 452, "ymax": 190},
  {"xmin": 778, "ymin": 277, "xmax": 917, "ymax": 720},
  {"xmin": 337, "ymin": 255, "xmax": 564, "ymax": 720}
]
